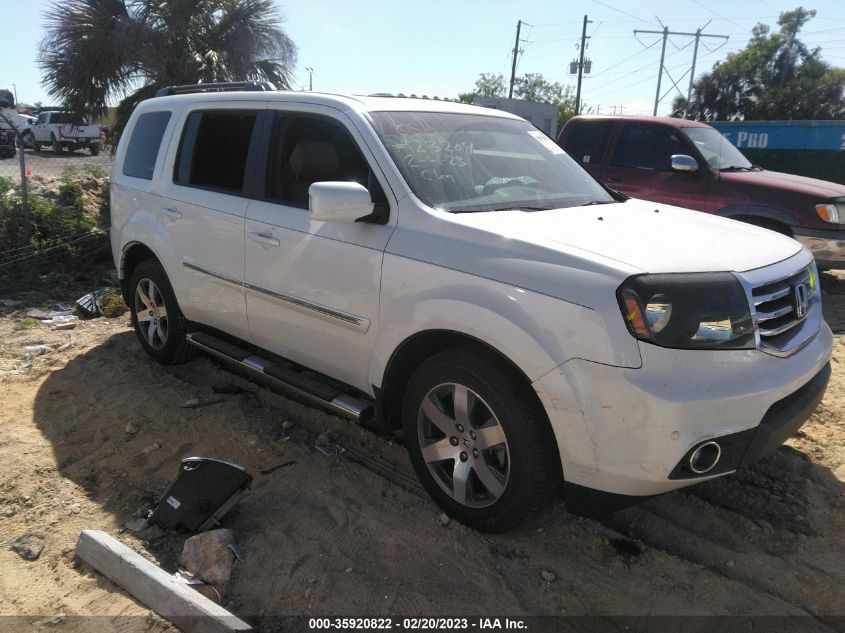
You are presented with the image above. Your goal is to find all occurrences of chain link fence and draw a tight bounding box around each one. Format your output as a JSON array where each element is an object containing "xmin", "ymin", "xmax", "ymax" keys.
[{"xmin": 0, "ymin": 114, "xmax": 112, "ymax": 289}]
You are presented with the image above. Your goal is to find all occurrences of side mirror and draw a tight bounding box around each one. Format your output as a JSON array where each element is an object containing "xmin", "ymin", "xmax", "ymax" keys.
[
  {"xmin": 670, "ymin": 154, "xmax": 699, "ymax": 173},
  {"xmin": 308, "ymin": 182, "xmax": 374, "ymax": 223}
]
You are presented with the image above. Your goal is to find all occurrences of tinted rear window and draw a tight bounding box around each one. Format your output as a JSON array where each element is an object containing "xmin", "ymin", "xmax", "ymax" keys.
[
  {"xmin": 174, "ymin": 110, "xmax": 257, "ymax": 193},
  {"xmin": 122, "ymin": 111, "xmax": 172, "ymax": 180}
]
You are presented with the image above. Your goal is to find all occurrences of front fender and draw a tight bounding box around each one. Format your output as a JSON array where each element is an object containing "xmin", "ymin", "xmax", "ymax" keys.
[{"xmin": 369, "ymin": 254, "xmax": 641, "ymax": 390}]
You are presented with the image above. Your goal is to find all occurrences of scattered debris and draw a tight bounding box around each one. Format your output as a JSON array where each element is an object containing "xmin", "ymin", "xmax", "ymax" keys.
[
  {"xmin": 258, "ymin": 459, "xmax": 296, "ymax": 475},
  {"xmin": 141, "ymin": 443, "xmax": 161, "ymax": 454},
  {"xmin": 56, "ymin": 341, "xmax": 75, "ymax": 353},
  {"xmin": 281, "ymin": 419, "xmax": 295, "ymax": 432},
  {"xmin": 180, "ymin": 529, "xmax": 237, "ymax": 589},
  {"xmin": 76, "ymin": 287, "xmax": 125, "ymax": 318},
  {"xmin": 541, "ymin": 569, "xmax": 555, "ymax": 583},
  {"xmin": 181, "ymin": 394, "xmax": 224, "ymax": 409},
  {"xmin": 149, "ymin": 458, "xmax": 252, "ymax": 532},
  {"xmin": 439, "ymin": 513, "xmax": 451, "ymax": 526},
  {"xmin": 345, "ymin": 567, "xmax": 353, "ymax": 573},
  {"xmin": 24, "ymin": 344, "xmax": 50, "ymax": 355},
  {"xmin": 727, "ymin": 560, "xmax": 736, "ymax": 568},
  {"xmin": 125, "ymin": 420, "xmax": 142, "ymax": 434},
  {"xmin": 227, "ymin": 543, "xmax": 244, "ymax": 562},
  {"xmin": 10, "ymin": 531, "xmax": 46, "ymax": 561},
  {"xmin": 52, "ymin": 321, "xmax": 77, "ymax": 331}
]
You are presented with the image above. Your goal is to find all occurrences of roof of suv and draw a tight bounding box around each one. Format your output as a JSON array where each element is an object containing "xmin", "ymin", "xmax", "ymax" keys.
[
  {"xmin": 567, "ymin": 115, "xmax": 713, "ymax": 128},
  {"xmin": 143, "ymin": 90, "xmax": 523, "ymax": 120}
]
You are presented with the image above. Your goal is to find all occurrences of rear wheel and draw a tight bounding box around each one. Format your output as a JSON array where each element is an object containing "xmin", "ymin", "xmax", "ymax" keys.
[
  {"xmin": 89, "ymin": 142, "xmax": 100, "ymax": 156},
  {"xmin": 128, "ymin": 260, "xmax": 196, "ymax": 365},
  {"xmin": 403, "ymin": 347, "xmax": 559, "ymax": 532}
]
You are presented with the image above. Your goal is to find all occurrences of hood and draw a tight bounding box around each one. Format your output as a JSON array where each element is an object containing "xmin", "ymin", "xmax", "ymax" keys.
[
  {"xmin": 449, "ymin": 198, "xmax": 803, "ymax": 273},
  {"xmin": 720, "ymin": 169, "xmax": 845, "ymax": 199}
]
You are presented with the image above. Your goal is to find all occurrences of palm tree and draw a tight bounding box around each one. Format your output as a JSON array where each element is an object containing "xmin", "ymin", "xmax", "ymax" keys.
[{"xmin": 39, "ymin": 0, "xmax": 297, "ymax": 147}]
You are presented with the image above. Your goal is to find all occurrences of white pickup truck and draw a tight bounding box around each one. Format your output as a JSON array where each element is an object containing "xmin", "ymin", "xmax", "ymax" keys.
[
  {"xmin": 31, "ymin": 110, "xmax": 101, "ymax": 155},
  {"xmin": 110, "ymin": 83, "xmax": 833, "ymax": 531}
]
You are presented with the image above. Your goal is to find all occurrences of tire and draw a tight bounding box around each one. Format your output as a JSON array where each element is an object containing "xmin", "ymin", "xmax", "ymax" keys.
[
  {"xmin": 402, "ymin": 346, "xmax": 559, "ymax": 532},
  {"xmin": 128, "ymin": 260, "xmax": 197, "ymax": 365},
  {"xmin": 32, "ymin": 136, "xmax": 41, "ymax": 151},
  {"xmin": 89, "ymin": 142, "xmax": 100, "ymax": 156},
  {"xmin": 50, "ymin": 133, "xmax": 61, "ymax": 154}
]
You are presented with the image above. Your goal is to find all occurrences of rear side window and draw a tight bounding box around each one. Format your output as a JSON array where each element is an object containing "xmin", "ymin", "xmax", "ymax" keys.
[
  {"xmin": 122, "ymin": 111, "xmax": 171, "ymax": 180},
  {"xmin": 563, "ymin": 120, "xmax": 613, "ymax": 165},
  {"xmin": 612, "ymin": 123, "xmax": 686, "ymax": 171},
  {"xmin": 174, "ymin": 110, "xmax": 258, "ymax": 193}
]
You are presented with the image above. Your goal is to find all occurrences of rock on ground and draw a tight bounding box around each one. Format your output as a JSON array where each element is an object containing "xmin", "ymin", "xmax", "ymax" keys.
[
  {"xmin": 179, "ymin": 529, "xmax": 236, "ymax": 589},
  {"xmin": 10, "ymin": 531, "xmax": 46, "ymax": 561}
]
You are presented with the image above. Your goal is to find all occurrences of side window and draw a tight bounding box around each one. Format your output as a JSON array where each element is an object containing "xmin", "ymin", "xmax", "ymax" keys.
[
  {"xmin": 122, "ymin": 111, "xmax": 171, "ymax": 180},
  {"xmin": 36, "ymin": 113, "xmax": 46, "ymax": 125},
  {"xmin": 263, "ymin": 113, "xmax": 387, "ymax": 219},
  {"xmin": 612, "ymin": 124, "xmax": 686, "ymax": 171},
  {"xmin": 174, "ymin": 110, "xmax": 258, "ymax": 194},
  {"xmin": 564, "ymin": 121, "xmax": 614, "ymax": 165}
]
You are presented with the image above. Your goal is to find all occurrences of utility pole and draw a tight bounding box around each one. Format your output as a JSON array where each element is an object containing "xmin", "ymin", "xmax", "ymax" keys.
[
  {"xmin": 635, "ymin": 23, "xmax": 728, "ymax": 117},
  {"xmin": 508, "ymin": 20, "xmax": 523, "ymax": 99},
  {"xmin": 652, "ymin": 26, "xmax": 669, "ymax": 116},
  {"xmin": 305, "ymin": 67, "xmax": 313, "ymax": 91},
  {"xmin": 684, "ymin": 29, "xmax": 702, "ymax": 118},
  {"xmin": 575, "ymin": 15, "xmax": 592, "ymax": 115}
]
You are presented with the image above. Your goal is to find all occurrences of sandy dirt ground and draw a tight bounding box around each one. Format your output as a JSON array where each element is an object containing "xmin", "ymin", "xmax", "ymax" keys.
[{"xmin": 0, "ymin": 268, "xmax": 843, "ymax": 632}]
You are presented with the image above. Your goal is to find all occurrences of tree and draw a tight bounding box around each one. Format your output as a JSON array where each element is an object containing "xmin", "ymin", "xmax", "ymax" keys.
[
  {"xmin": 39, "ymin": 0, "xmax": 297, "ymax": 147},
  {"xmin": 674, "ymin": 7, "xmax": 845, "ymax": 120},
  {"xmin": 460, "ymin": 72, "xmax": 576, "ymax": 130}
]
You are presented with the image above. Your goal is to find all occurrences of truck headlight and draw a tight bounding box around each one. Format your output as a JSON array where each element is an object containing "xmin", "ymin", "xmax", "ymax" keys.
[
  {"xmin": 617, "ymin": 273, "xmax": 754, "ymax": 350},
  {"xmin": 815, "ymin": 203, "xmax": 842, "ymax": 224}
]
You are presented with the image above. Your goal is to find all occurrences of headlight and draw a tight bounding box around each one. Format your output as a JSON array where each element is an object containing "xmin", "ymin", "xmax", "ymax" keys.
[
  {"xmin": 617, "ymin": 273, "xmax": 754, "ymax": 350},
  {"xmin": 815, "ymin": 203, "xmax": 841, "ymax": 224}
]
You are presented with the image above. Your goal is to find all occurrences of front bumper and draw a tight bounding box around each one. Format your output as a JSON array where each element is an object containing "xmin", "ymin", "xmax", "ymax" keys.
[
  {"xmin": 793, "ymin": 227, "xmax": 845, "ymax": 269},
  {"xmin": 533, "ymin": 322, "xmax": 833, "ymax": 497}
]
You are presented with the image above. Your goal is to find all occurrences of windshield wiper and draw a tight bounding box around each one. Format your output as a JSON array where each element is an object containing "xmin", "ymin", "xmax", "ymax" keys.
[
  {"xmin": 489, "ymin": 204, "xmax": 557, "ymax": 212},
  {"xmin": 581, "ymin": 200, "xmax": 616, "ymax": 206},
  {"xmin": 720, "ymin": 165, "xmax": 753, "ymax": 172}
]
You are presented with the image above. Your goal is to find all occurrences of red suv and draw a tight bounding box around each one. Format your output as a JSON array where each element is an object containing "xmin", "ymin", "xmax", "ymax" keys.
[{"xmin": 557, "ymin": 115, "xmax": 845, "ymax": 269}]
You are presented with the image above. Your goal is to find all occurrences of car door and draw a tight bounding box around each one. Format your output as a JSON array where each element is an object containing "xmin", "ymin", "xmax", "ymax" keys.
[
  {"xmin": 601, "ymin": 122, "xmax": 709, "ymax": 210},
  {"xmin": 157, "ymin": 103, "xmax": 265, "ymax": 341},
  {"xmin": 33, "ymin": 113, "xmax": 48, "ymax": 143},
  {"xmin": 244, "ymin": 105, "xmax": 396, "ymax": 392}
]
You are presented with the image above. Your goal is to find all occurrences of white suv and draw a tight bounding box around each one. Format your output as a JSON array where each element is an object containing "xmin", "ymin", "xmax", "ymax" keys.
[{"xmin": 110, "ymin": 82, "xmax": 833, "ymax": 531}]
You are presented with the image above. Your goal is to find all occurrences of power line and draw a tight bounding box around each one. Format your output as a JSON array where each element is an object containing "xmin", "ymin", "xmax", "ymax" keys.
[{"xmin": 633, "ymin": 21, "xmax": 729, "ymax": 116}]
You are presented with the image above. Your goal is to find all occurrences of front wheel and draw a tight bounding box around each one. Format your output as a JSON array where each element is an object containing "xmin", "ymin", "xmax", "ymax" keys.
[
  {"xmin": 128, "ymin": 260, "xmax": 196, "ymax": 365},
  {"xmin": 403, "ymin": 347, "xmax": 559, "ymax": 532}
]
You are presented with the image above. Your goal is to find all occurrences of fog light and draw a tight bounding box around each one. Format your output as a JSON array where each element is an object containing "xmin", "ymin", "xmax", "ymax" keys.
[{"xmin": 689, "ymin": 441, "xmax": 721, "ymax": 474}]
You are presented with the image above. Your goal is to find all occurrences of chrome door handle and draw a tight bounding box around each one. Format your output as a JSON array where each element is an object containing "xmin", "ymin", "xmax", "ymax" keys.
[
  {"xmin": 162, "ymin": 207, "xmax": 182, "ymax": 219},
  {"xmin": 248, "ymin": 231, "xmax": 280, "ymax": 247}
]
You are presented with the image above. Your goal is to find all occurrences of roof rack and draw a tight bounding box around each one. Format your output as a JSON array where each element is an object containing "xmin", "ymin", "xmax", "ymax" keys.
[{"xmin": 155, "ymin": 81, "xmax": 277, "ymax": 98}]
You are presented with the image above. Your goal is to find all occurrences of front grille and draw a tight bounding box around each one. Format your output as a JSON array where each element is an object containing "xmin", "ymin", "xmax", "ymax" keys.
[{"xmin": 751, "ymin": 266, "xmax": 816, "ymax": 355}]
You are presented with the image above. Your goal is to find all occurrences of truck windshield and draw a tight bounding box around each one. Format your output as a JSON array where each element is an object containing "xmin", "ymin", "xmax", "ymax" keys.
[
  {"xmin": 370, "ymin": 111, "xmax": 614, "ymax": 212},
  {"xmin": 684, "ymin": 127, "xmax": 752, "ymax": 171}
]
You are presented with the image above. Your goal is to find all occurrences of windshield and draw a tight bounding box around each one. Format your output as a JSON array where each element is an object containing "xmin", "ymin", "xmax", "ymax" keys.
[
  {"xmin": 370, "ymin": 111, "xmax": 614, "ymax": 212},
  {"xmin": 684, "ymin": 127, "xmax": 752, "ymax": 171}
]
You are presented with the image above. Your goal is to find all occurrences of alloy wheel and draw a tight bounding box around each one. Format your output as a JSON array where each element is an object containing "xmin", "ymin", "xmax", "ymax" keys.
[
  {"xmin": 417, "ymin": 382, "xmax": 510, "ymax": 508},
  {"xmin": 134, "ymin": 278, "xmax": 169, "ymax": 350}
]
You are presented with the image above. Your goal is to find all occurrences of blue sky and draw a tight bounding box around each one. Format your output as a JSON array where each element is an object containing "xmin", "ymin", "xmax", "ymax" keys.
[{"xmin": 2, "ymin": 0, "xmax": 844, "ymax": 116}]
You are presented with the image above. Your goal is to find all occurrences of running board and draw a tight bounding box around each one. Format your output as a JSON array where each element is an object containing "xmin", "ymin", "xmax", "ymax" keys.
[{"xmin": 186, "ymin": 332, "xmax": 374, "ymax": 423}]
